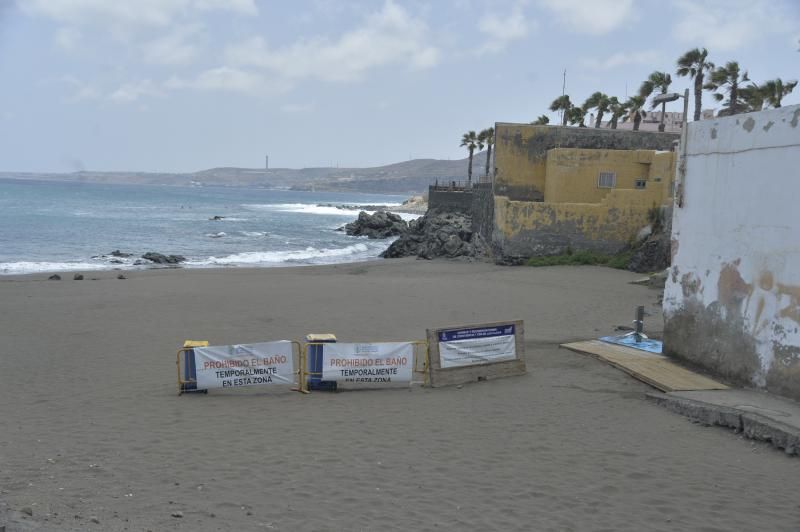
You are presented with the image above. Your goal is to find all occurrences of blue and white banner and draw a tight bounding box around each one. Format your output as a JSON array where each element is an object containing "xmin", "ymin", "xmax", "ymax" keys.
[
  {"xmin": 322, "ymin": 342, "xmax": 413, "ymax": 388},
  {"xmin": 438, "ymin": 324, "xmax": 517, "ymax": 368},
  {"xmin": 193, "ymin": 341, "xmax": 295, "ymax": 389}
]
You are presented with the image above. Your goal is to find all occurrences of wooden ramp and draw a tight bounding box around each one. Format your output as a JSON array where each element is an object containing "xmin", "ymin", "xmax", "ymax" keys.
[{"xmin": 561, "ymin": 340, "xmax": 729, "ymax": 392}]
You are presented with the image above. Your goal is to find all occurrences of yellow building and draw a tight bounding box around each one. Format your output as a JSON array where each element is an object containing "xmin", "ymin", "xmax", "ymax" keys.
[{"xmin": 489, "ymin": 124, "xmax": 678, "ymax": 258}]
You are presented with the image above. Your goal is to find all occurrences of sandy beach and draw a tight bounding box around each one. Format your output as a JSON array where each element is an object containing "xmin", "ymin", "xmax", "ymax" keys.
[{"xmin": 1, "ymin": 259, "xmax": 798, "ymax": 531}]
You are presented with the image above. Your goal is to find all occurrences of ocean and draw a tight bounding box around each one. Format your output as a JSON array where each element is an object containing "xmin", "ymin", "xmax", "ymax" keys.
[{"xmin": 0, "ymin": 179, "xmax": 418, "ymax": 275}]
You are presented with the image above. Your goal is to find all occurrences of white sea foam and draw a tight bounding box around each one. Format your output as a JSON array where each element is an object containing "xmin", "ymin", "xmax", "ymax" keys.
[
  {"xmin": 188, "ymin": 243, "xmax": 379, "ymax": 266},
  {"xmin": 243, "ymin": 202, "xmax": 421, "ymax": 221},
  {"xmin": 206, "ymin": 232, "xmax": 227, "ymax": 238},
  {"xmin": 240, "ymin": 231, "xmax": 269, "ymax": 237},
  {"xmin": 0, "ymin": 261, "xmax": 109, "ymax": 275}
]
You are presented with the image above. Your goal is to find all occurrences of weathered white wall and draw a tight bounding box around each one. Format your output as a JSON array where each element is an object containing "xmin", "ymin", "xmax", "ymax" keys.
[{"xmin": 663, "ymin": 105, "xmax": 800, "ymax": 400}]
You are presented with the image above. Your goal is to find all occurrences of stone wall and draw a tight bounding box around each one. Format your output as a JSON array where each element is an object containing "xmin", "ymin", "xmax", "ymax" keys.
[
  {"xmin": 663, "ymin": 105, "xmax": 800, "ymax": 400},
  {"xmin": 494, "ymin": 124, "xmax": 679, "ymax": 201},
  {"xmin": 470, "ymin": 183, "xmax": 494, "ymax": 242},
  {"xmin": 428, "ymin": 186, "xmax": 473, "ymax": 213}
]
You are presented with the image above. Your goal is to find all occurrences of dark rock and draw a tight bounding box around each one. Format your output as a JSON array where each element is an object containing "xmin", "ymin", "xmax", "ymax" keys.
[
  {"xmin": 171, "ymin": 511, "xmax": 184, "ymax": 518},
  {"xmin": 73, "ymin": 274, "xmax": 84, "ymax": 280},
  {"xmin": 48, "ymin": 274, "xmax": 61, "ymax": 280},
  {"xmin": 209, "ymin": 215, "xmax": 224, "ymax": 221},
  {"xmin": 495, "ymin": 255, "xmax": 526, "ymax": 266},
  {"xmin": 90, "ymin": 516, "xmax": 100, "ymax": 524},
  {"xmin": 344, "ymin": 210, "xmax": 408, "ymax": 239},
  {"xmin": 110, "ymin": 250, "xmax": 132, "ymax": 257},
  {"xmin": 142, "ymin": 252, "xmax": 186, "ymax": 264},
  {"xmin": 21, "ymin": 506, "xmax": 33, "ymax": 516},
  {"xmin": 109, "ymin": 259, "xmax": 123, "ymax": 264},
  {"xmin": 117, "ymin": 274, "xmax": 127, "ymax": 280},
  {"xmin": 382, "ymin": 209, "xmax": 490, "ymax": 260},
  {"xmin": 628, "ymin": 229, "xmax": 670, "ymax": 273},
  {"xmin": 133, "ymin": 260, "xmax": 145, "ymax": 266}
]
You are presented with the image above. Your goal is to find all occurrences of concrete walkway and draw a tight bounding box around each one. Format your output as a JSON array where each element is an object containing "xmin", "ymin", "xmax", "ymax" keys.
[{"xmin": 648, "ymin": 389, "xmax": 800, "ymax": 456}]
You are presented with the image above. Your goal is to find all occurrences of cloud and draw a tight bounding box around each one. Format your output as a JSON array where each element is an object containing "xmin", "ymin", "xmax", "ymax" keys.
[
  {"xmin": 20, "ymin": 0, "xmax": 257, "ymax": 27},
  {"xmin": 54, "ymin": 26, "xmax": 82, "ymax": 51},
  {"xmin": 280, "ymin": 102, "xmax": 316, "ymax": 114},
  {"xmin": 477, "ymin": 3, "xmax": 532, "ymax": 54},
  {"xmin": 582, "ymin": 50, "xmax": 661, "ymax": 70},
  {"xmin": 164, "ymin": 67, "xmax": 289, "ymax": 95},
  {"xmin": 60, "ymin": 75, "xmax": 101, "ymax": 101},
  {"xmin": 538, "ymin": 0, "xmax": 634, "ymax": 35},
  {"xmin": 108, "ymin": 79, "xmax": 163, "ymax": 102},
  {"xmin": 225, "ymin": 1, "xmax": 439, "ymax": 83},
  {"xmin": 142, "ymin": 24, "xmax": 203, "ymax": 65},
  {"xmin": 672, "ymin": 0, "xmax": 799, "ymax": 52}
]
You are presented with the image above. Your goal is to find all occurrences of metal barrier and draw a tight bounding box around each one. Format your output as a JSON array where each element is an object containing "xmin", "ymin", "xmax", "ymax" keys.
[
  {"xmin": 299, "ymin": 340, "xmax": 429, "ymax": 392},
  {"xmin": 176, "ymin": 340, "xmax": 305, "ymax": 395}
]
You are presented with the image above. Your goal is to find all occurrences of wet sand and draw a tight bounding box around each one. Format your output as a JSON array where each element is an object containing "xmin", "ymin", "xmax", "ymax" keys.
[{"xmin": 1, "ymin": 259, "xmax": 798, "ymax": 531}]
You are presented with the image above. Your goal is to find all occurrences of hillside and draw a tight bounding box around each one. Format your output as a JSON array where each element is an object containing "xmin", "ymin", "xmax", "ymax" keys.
[{"xmin": 1, "ymin": 151, "xmax": 489, "ymax": 195}]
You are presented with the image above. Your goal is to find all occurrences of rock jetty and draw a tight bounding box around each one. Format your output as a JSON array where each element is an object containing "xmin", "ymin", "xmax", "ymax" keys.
[
  {"xmin": 381, "ymin": 210, "xmax": 490, "ymax": 260},
  {"xmin": 343, "ymin": 211, "xmax": 408, "ymax": 239}
]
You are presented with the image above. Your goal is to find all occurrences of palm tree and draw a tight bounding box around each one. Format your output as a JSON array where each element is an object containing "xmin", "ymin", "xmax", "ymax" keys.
[
  {"xmin": 606, "ymin": 96, "xmax": 627, "ymax": 129},
  {"xmin": 478, "ymin": 127, "xmax": 495, "ymax": 179},
  {"xmin": 676, "ymin": 47, "xmax": 714, "ymax": 122},
  {"xmin": 759, "ymin": 78, "xmax": 798, "ymax": 108},
  {"xmin": 583, "ymin": 92, "xmax": 610, "ymax": 128},
  {"xmin": 460, "ymin": 130, "xmax": 483, "ymax": 185},
  {"xmin": 623, "ymin": 96, "xmax": 647, "ymax": 131},
  {"xmin": 740, "ymin": 82, "xmax": 766, "ymax": 112},
  {"xmin": 640, "ymin": 71, "xmax": 673, "ymax": 131},
  {"xmin": 549, "ymin": 95, "xmax": 572, "ymax": 126},
  {"xmin": 567, "ymin": 106, "xmax": 587, "ymax": 127},
  {"xmin": 531, "ymin": 115, "xmax": 550, "ymax": 125},
  {"xmin": 704, "ymin": 61, "xmax": 749, "ymax": 116}
]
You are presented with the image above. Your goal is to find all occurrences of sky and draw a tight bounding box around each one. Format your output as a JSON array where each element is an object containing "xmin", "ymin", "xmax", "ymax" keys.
[{"xmin": 0, "ymin": 0, "xmax": 798, "ymax": 173}]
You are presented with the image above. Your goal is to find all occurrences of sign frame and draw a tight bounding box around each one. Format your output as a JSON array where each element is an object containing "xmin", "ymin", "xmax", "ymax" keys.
[{"xmin": 426, "ymin": 320, "xmax": 526, "ymax": 387}]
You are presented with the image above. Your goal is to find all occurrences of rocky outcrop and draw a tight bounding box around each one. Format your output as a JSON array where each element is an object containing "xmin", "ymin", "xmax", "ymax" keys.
[
  {"xmin": 628, "ymin": 230, "xmax": 671, "ymax": 273},
  {"xmin": 141, "ymin": 252, "xmax": 186, "ymax": 264},
  {"xmin": 381, "ymin": 210, "xmax": 490, "ymax": 260},
  {"xmin": 343, "ymin": 211, "xmax": 408, "ymax": 239}
]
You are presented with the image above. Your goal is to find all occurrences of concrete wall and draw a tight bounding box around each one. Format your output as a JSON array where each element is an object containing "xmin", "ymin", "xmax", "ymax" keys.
[
  {"xmin": 663, "ymin": 105, "xmax": 800, "ymax": 400},
  {"xmin": 428, "ymin": 187, "xmax": 473, "ymax": 212},
  {"xmin": 493, "ymin": 124, "xmax": 679, "ymax": 202},
  {"xmin": 543, "ymin": 148, "xmax": 674, "ymax": 204},
  {"xmin": 493, "ymin": 190, "xmax": 656, "ymax": 257}
]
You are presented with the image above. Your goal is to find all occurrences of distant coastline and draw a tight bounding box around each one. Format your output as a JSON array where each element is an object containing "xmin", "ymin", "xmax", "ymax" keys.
[{"xmin": 0, "ymin": 152, "xmax": 485, "ymax": 195}]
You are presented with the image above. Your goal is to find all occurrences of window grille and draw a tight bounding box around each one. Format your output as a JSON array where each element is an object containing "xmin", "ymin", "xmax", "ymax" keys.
[{"xmin": 597, "ymin": 172, "xmax": 616, "ymax": 188}]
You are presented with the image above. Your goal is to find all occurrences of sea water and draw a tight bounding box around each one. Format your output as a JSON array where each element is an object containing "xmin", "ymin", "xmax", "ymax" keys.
[{"xmin": 0, "ymin": 179, "xmax": 417, "ymax": 275}]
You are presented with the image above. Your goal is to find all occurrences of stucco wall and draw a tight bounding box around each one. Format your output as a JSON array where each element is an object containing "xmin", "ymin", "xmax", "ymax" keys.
[
  {"xmin": 493, "ymin": 124, "xmax": 679, "ymax": 201},
  {"xmin": 663, "ymin": 105, "xmax": 800, "ymax": 400},
  {"xmin": 493, "ymin": 190, "xmax": 654, "ymax": 257},
  {"xmin": 543, "ymin": 148, "xmax": 674, "ymax": 204}
]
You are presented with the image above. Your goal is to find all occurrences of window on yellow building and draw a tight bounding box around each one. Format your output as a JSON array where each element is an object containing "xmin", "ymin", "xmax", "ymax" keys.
[
  {"xmin": 635, "ymin": 179, "xmax": 647, "ymax": 189},
  {"xmin": 597, "ymin": 172, "xmax": 616, "ymax": 188}
]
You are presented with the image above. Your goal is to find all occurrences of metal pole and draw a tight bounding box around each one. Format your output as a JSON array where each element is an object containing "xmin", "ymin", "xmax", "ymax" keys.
[
  {"xmin": 676, "ymin": 88, "xmax": 689, "ymax": 208},
  {"xmin": 634, "ymin": 306, "xmax": 645, "ymax": 342}
]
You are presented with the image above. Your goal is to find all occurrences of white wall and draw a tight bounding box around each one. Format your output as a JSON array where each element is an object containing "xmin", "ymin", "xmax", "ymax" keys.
[{"xmin": 663, "ymin": 104, "xmax": 800, "ymax": 399}]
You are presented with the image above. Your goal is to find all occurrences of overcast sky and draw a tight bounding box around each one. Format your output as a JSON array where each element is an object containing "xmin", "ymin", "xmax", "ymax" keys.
[{"xmin": 1, "ymin": 0, "xmax": 798, "ymax": 173}]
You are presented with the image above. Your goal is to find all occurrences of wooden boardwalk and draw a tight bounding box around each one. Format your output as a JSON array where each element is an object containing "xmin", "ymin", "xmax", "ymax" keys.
[{"xmin": 561, "ymin": 340, "xmax": 729, "ymax": 392}]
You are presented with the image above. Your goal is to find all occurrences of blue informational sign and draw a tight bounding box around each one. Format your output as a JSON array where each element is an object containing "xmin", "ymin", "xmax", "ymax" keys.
[{"xmin": 438, "ymin": 324, "xmax": 515, "ymax": 343}]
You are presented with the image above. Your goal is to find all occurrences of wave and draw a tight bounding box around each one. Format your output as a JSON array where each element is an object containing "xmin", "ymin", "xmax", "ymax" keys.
[
  {"xmin": 240, "ymin": 231, "xmax": 269, "ymax": 237},
  {"xmin": 243, "ymin": 202, "xmax": 421, "ymax": 221},
  {"xmin": 206, "ymin": 232, "xmax": 227, "ymax": 238},
  {"xmin": 188, "ymin": 242, "xmax": 382, "ymax": 266},
  {"xmin": 0, "ymin": 261, "xmax": 109, "ymax": 275}
]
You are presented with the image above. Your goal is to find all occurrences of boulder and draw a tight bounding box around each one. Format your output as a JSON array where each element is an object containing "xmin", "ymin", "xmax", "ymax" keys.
[
  {"xmin": 141, "ymin": 252, "xmax": 186, "ymax": 264},
  {"xmin": 48, "ymin": 274, "xmax": 61, "ymax": 280},
  {"xmin": 73, "ymin": 274, "xmax": 84, "ymax": 280},
  {"xmin": 382, "ymin": 209, "xmax": 491, "ymax": 261},
  {"xmin": 344, "ymin": 210, "xmax": 408, "ymax": 239},
  {"xmin": 627, "ymin": 230, "xmax": 670, "ymax": 273},
  {"xmin": 110, "ymin": 250, "xmax": 132, "ymax": 258}
]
